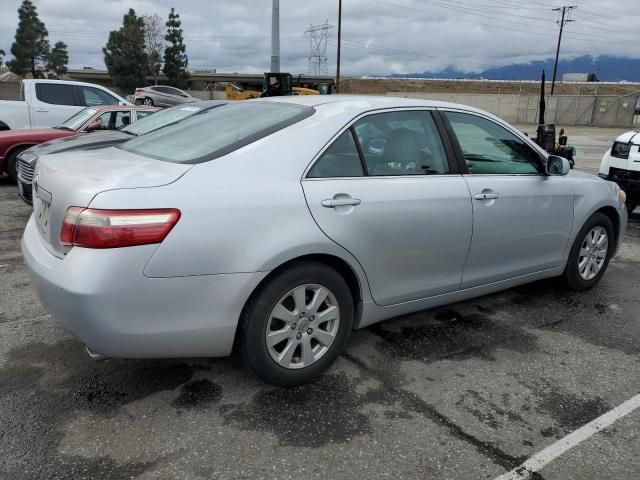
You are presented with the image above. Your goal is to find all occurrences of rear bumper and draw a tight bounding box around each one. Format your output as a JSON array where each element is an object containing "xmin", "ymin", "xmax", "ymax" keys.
[{"xmin": 21, "ymin": 216, "xmax": 268, "ymax": 358}]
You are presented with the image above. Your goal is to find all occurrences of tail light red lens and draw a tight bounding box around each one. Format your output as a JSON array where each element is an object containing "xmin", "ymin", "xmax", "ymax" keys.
[{"xmin": 60, "ymin": 208, "xmax": 181, "ymax": 249}]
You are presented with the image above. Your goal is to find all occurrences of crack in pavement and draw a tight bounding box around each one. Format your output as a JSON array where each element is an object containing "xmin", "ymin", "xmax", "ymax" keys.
[{"xmin": 341, "ymin": 352, "xmax": 541, "ymax": 475}]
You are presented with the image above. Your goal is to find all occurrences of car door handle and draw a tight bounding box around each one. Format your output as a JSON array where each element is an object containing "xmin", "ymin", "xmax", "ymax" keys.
[
  {"xmin": 474, "ymin": 192, "xmax": 500, "ymax": 200},
  {"xmin": 36, "ymin": 109, "xmax": 49, "ymax": 113},
  {"xmin": 322, "ymin": 197, "xmax": 361, "ymax": 208}
]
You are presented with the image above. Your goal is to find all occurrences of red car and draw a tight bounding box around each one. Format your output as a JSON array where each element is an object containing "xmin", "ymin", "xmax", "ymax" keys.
[{"xmin": 0, "ymin": 105, "xmax": 158, "ymax": 181}]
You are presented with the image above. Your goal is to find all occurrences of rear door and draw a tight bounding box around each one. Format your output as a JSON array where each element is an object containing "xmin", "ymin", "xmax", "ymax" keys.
[
  {"xmin": 440, "ymin": 110, "xmax": 574, "ymax": 288},
  {"xmin": 31, "ymin": 83, "xmax": 80, "ymax": 127},
  {"xmin": 302, "ymin": 109, "xmax": 473, "ymax": 306}
]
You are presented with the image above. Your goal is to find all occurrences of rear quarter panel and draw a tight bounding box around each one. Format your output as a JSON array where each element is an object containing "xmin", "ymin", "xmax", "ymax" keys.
[{"xmin": 87, "ymin": 108, "xmax": 373, "ymax": 303}]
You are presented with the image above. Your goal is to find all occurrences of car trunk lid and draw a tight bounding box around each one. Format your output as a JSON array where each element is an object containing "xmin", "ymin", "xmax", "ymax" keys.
[{"xmin": 33, "ymin": 146, "xmax": 191, "ymax": 257}]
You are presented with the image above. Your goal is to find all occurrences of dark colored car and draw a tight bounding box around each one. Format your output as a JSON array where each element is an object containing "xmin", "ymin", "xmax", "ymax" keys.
[{"xmin": 17, "ymin": 100, "xmax": 227, "ymax": 204}]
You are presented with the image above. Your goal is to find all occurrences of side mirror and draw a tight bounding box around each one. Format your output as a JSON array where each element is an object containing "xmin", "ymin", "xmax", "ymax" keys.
[
  {"xmin": 547, "ymin": 155, "xmax": 570, "ymax": 176},
  {"xmin": 85, "ymin": 120, "xmax": 102, "ymax": 132}
]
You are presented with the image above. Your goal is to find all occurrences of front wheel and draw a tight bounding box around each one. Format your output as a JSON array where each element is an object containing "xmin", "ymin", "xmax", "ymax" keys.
[
  {"xmin": 143, "ymin": 97, "xmax": 154, "ymax": 106},
  {"xmin": 5, "ymin": 147, "xmax": 27, "ymax": 182},
  {"xmin": 562, "ymin": 212, "xmax": 614, "ymax": 291},
  {"xmin": 239, "ymin": 262, "xmax": 354, "ymax": 387}
]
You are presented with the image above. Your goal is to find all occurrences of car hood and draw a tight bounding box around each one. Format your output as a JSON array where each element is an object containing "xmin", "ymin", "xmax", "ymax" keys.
[
  {"xmin": 0, "ymin": 128, "xmax": 75, "ymax": 142},
  {"xmin": 25, "ymin": 131, "xmax": 131, "ymax": 159},
  {"xmin": 614, "ymin": 130, "xmax": 640, "ymax": 145}
]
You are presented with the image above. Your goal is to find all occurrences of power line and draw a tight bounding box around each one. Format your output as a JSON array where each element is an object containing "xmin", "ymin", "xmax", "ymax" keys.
[{"xmin": 551, "ymin": 5, "xmax": 576, "ymax": 95}]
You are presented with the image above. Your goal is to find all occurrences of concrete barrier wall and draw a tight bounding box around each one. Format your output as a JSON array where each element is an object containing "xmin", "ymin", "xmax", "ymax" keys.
[{"xmin": 386, "ymin": 91, "xmax": 638, "ymax": 127}]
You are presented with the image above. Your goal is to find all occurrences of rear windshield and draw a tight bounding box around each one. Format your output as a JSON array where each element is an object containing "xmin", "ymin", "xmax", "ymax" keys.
[
  {"xmin": 123, "ymin": 104, "xmax": 217, "ymax": 136},
  {"xmin": 119, "ymin": 102, "xmax": 314, "ymax": 163}
]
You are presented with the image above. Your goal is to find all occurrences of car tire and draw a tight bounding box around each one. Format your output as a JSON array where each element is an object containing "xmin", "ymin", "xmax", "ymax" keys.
[
  {"xmin": 143, "ymin": 97, "xmax": 154, "ymax": 106},
  {"xmin": 626, "ymin": 202, "xmax": 637, "ymax": 215},
  {"xmin": 238, "ymin": 262, "xmax": 354, "ymax": 387},
  {"xmin": 562, "ymin": 212, "xmax": 614, "ymax": 291},
  {"xmin": 5, "ymin": 147, "xmax": 27, "ymax": 182}
]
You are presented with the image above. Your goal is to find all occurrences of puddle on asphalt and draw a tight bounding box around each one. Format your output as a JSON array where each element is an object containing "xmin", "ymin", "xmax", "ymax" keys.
[
  {"xmin": 369, "ymin": 309, "xmax": 539, "ymax": 363},
  {"xmin": 222, "ymin": 373, "xmax": 374, "ymax": 447}
]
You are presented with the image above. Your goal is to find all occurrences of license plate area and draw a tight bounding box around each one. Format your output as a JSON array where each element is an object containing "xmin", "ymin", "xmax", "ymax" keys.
[{"xmin": 34, "ymin": 186, "xmax": 52, "ymax": 237}]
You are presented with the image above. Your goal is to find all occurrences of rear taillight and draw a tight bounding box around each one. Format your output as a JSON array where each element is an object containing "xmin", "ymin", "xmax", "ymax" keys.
[{"xmin": 60, "ymin": 208, "xmax": 181, "ymax": 249}]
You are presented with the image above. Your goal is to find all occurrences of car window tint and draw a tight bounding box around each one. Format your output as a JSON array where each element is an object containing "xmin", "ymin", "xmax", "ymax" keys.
[
  {"xmin": 92, "ymin": 111, "xmax": 130, "ymax": 130},
  {"xmin": 82, "ymin": 87, "xmax": 119, "ymax": 107},
  {"xmin": 120, "ymin": 102, "xmax": 314, "ymax": 164},
  {"xmin": 307, "ymin": 130, "xmax": 364, "ymax": 178},
  {"xmin": 35, "ymin": 83, "xmax": 76, "ymax": 105},
  {"xmin": 445, "ymin": 112, "xmax": 542, "ymax": 175},
  {"xmin": 136, "ymin": 111, "xmax": 154, "ymax": 121},
  {"xmin": 353, "ymin": 111, "xmax": 449, "ymax": 176}
]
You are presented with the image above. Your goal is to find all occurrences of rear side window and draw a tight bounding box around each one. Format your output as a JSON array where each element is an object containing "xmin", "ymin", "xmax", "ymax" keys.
[
  {"xmin": 307, "ymin": 130, "xmax": 364, "ymax": 178},
  {"xmin": 35, "ymin": 83, "xmax": 76, "ymax": 105},
  {"xmin": 81, "ymin": 86, "xmax": 119, "ymax": 107},
  {"xmin": 120, "ymin": 102, "xmax": 314, "ymax": 163}
]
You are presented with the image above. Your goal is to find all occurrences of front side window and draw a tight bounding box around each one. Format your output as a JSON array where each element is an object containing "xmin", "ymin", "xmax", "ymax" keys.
[
  {"xmin": 120, "ymin": 102, "xmax": 314, "ymax": 163},
  {"xmin": 90, "ymin": 111, "xmax": 131, "ymax": 130},
  {"xmin": 35, "ymin": 83, "xmax": 76, "ymax": 106},
  {"xmin": 445, "ymin": 111, "xmax": 542, "ymax": 175},
  {"xmin": 307, "ymin": 130, "xmax": 364, "ymax": 178},
  {"xmin": 353, "ymin": 111, "xmax": 449, "ymax": 176},
  {"xmin": 81, "ymin": 86, "xmax": 119, "ymax": 107}
]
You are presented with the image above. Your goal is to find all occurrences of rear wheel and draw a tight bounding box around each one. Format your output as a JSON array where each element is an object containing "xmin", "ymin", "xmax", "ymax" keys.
[
  {"xmin": 239, "ymin": 262, "xmax": 354, "ymax": 387},
  {"xmin": 562, "ymin": 212, "xmax": 614, "ymax": 291}
]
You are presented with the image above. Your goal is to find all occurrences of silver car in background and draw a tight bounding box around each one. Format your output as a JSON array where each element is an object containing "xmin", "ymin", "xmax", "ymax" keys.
[
  {"xmin": 133, "ymin": 85, "xmax": 198, "ymax": 107},
  {"xmin": 22, "ymin": 96, "xmax": 628, "ymax": 386}
]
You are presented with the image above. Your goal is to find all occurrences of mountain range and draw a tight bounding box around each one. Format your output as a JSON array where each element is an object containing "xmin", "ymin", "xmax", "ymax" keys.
[{"xmin": 389, "ymin": 55, "xmax": 640, "ymax": 82}]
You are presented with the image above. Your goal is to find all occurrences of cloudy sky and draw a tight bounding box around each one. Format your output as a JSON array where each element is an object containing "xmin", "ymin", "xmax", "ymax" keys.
[{"xmin": 0, "ymin": 0, "xmax": 638, "ymax": 76}]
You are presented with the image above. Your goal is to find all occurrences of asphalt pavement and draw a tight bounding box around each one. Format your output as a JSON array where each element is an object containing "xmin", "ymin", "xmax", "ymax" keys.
[{"xmin": 1, "ymin": 126, "xmax": 639, "ymax": 479}]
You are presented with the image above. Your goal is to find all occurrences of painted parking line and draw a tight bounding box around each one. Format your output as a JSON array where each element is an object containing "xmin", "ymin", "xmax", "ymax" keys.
[{"xmin": 493, "ymin": 393, "xmax": 640, "ymax": 480}]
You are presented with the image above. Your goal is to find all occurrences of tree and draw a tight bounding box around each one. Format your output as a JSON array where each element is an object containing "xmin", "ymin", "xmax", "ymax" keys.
[
  {"xmin": 47, "ymin": 41, "xmax": 68, "ymax": 77},
  {"xmin": 7, "ymin": 0, "xmax": 50, "ymax": 78},
  {"xmin": 103, "ymin": 9, "xmax": 148, "ymax": 90},
  {"xmin": 0, "ymin": 49, "xmax": 5, "ymax": 70},
  {"xmin": 142, "ymin": 14, "xmax": 165, "ymax": 85},
  {"xmin": 163, "ymin": 8, "xmax": 189, "ymax": 88}
]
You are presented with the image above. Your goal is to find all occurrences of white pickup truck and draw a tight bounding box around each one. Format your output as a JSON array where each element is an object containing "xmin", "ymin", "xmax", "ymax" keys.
[
  {"xmin": 599, "ymin": 130, "xmax": 640, "ymax": 214},
  {"xmin": 0, "ymin": 79, "xmax": 128, "ymax": 130}
]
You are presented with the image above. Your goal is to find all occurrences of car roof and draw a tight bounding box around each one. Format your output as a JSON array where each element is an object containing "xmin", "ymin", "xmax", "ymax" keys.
[
  {"xmin": 258, "ymin": 94, "xmax": 489, "ymax": 114},
  {"xmin": 89, "ymin": 105, "xmax": 159, "ymax": 112}
]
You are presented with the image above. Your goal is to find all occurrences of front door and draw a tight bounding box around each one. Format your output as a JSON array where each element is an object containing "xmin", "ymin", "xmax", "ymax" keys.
[
  {"xmin": 441, "ymin": 110, "xmax": 574, "ymax": 288},
  {"xmin": 302, "ymin": 110, "xmax": 473, "ymax": 306}
]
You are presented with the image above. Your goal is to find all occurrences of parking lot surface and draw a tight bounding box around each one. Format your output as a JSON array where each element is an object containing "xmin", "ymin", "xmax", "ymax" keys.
[{"xmin": 1, "ymin": 125, "xmax": 639, "ymax": 479}]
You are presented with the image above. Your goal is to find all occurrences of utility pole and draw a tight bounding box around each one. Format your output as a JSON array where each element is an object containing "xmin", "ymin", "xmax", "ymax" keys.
[
  {"xmin": 336, "ymin": 0, "xmax": 342, "ymax": 93},
  {"xmin": 550, "ymin": 5, "xmax": 576, "ymax": 95},
  {"xmin": 271, "ymin": 0, "xmax": 280, "ymax": 72}
]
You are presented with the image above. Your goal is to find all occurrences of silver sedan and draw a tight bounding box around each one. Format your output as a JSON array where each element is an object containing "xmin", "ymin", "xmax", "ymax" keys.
[{"xmin": 22, "ymin": 96, "xmax": 628, "ymax": 386}]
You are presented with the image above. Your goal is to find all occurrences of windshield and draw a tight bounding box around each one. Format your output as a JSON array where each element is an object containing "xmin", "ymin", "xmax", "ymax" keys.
[
  {"xmin": 119, "ymin": 102, "xmax": 314, "ymax": 164},
  {"xmin": 57, "ymin": 108, "xmax": 98, "ymax": 130},
  {"xmin": 122, "ymin": 104, "xmax": 211, "ymax": 136}
]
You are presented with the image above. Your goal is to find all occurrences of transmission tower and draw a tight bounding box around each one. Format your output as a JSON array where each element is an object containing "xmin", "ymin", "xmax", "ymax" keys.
[{"xmin": 305, "ymin": 22, "xmax": 334, "ymax": 76}]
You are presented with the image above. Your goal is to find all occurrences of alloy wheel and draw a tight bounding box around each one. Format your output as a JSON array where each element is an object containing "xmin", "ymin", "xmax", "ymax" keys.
[
  {"xmin": 578, "ymin": 226, "xmax": 608, "ymax": 281},
  {"xmin": 265, "ymin": 284, "xmax": 340, "ymax": 370}
]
